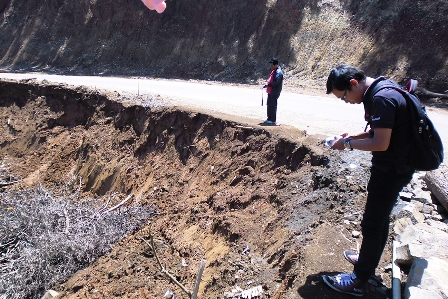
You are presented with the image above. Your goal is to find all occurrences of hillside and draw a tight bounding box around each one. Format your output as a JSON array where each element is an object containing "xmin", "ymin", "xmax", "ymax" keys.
[{"xmin": 1, "ymin": 0, "xmax": 448, "ymax": 93}]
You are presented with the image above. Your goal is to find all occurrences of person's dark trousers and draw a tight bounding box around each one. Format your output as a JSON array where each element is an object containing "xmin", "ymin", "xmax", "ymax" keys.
[
  {"xmin": 266, "ymin": 93, "xmax": 279, "ymax": 122},
  {"xmin": 354, "ymin": 166, "xmax": 413, "ymax": 282}
]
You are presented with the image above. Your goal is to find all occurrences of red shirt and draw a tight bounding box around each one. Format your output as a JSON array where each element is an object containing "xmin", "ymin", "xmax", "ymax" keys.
[{"xmin": 266, "ymin": 69, "xmax": 275, "ymax": 94}]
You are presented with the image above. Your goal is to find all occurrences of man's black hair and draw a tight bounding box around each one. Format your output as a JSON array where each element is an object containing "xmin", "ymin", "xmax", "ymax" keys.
[
  {"xmin": 326, "ymin": 65, "xmax": 366, "ymax": 94},
  {"xmin": 269, "ymin": 57, "xmax": 279, "ymax": 65}
]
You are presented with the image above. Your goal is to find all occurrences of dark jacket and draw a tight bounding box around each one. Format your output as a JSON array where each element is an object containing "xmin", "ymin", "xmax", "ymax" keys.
[{"xmin": 267, "ymin": 66, "xmax": 283, "ymax": 96}]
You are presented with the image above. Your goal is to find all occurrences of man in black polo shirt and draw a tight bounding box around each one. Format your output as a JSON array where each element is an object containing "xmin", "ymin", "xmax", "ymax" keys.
[{"xmin": 322, "ymin": 65, "xmax": 414, "ymax": 297}]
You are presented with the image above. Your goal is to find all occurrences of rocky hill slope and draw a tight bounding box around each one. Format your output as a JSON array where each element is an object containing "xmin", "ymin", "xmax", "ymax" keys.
[{"xmin": 1, "ymin": 0, "xmax": 448, "ymax": 93}]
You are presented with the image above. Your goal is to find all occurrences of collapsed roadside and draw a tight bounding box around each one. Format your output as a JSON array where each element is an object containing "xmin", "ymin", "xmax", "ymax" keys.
[{"xmin": 0, "ymin": 79, "xmax": 446, "ymax": 299}]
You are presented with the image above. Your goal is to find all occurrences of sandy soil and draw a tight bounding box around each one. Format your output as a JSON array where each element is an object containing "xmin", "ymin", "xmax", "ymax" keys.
[{"xmin": 0, "ymin": 78, "xmax": 425, "ymax": 299}]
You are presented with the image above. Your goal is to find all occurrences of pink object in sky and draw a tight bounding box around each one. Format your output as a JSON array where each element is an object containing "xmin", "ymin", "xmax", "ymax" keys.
[
  {"xmin": 141, "ymin": 0, "xmax": 155, "ymax": 10},
  {"xmin": 155, "ymin": 2, "xmax": 166, "ymax": 13}
]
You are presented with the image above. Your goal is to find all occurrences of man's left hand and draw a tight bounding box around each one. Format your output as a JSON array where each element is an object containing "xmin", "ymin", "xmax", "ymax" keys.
[{"xmin": 331, "ymin": 137, "xmax": 346, "ymax": 151}]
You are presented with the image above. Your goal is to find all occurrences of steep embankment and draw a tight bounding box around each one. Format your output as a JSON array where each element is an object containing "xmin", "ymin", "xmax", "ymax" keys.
[
  {"xmin": 1, "ymin": 0, "xmax": 448, "ymax": 92},
  {"xmin": 1, "ymin": 79, "xmax": 386, "ymax": 299}
]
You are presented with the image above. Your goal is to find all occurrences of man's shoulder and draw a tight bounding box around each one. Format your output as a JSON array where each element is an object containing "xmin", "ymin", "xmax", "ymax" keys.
[
  {"xmin": 276, "ymin": 67, "xmax": 284, "ymax": 75},
  {"xmin": 365, "ymin": 77, "xmax": 405, "ymax": 103}
]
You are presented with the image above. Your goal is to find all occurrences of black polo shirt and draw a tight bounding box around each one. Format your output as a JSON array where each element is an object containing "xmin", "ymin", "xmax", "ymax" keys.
[{"xmin": 363, "ymin": 78, "xmax": 413, "ymax": 173}]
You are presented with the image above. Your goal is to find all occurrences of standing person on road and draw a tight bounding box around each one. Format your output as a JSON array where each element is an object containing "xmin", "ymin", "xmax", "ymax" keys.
[
  {"xmin": 262, "ymin": 57, "xmax": 283, "ymax": 124},
  {"xmin": 322, "ymin": 65, "xmax": 415, "ymax": 297}
]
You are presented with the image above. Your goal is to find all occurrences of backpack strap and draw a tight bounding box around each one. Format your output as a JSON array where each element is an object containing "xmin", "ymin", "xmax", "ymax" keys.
[
  {"xmin": 364, "ymin": 76, "xmax": 418, "ymax": 132},
  {"xmin": 368, "ymin": 77, "xmax": 406, "ymax": 98},
  {"xmin": 364, "ymin": 77, "xmax": 407, "ymax": 117},
  {"xmin": 369, "ymin": 77, "xmax": 418, "ymax": 98},
  {"xmin": 370, "ymin": 78, "xmax": 429, "ymax": 137}
]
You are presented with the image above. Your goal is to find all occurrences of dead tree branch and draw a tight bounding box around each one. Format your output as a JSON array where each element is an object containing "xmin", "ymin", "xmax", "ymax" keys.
[
  {"xmin": 140, "ymin": 234, "xmax": 192, "ymax": 297},
  {"xmin": 417, "ymin": 87, "xmax": 448, "ymax": 99},
  {"xmin": 140, "ymin": 230, "xmax": 206, "ymax": 299},
  {"xmin": 191, "ymin": 259, "xmax": 206, "ymax": 299},
  {"xmin": 103, "ymin": 194, "xmax": 134, "ymax": 213},
  {"xmin": 0, "ymin": 180, "xmax": 20, "ymax": 187},
  {"xmin": 235, "ymin": 125, "xmax": 254, "ymax": 130},
  {"xmin": 0, "ymin": 185, "xmax": 155, "ymax": 299}
]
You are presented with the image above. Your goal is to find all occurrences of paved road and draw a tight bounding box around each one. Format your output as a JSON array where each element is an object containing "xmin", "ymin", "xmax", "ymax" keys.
[{"xmin": 1, "ymin": 73, "xmax": 447, "ymax": 158}]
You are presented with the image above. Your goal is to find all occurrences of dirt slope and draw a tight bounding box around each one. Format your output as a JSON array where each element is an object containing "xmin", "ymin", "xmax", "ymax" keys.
[
  {"xmin": 0, "ymin": 79, "xmax": 398, "ymax": 298},
  {"xmin": 1, "ymin": 0, "xmax": 448, "ymax": 93}
]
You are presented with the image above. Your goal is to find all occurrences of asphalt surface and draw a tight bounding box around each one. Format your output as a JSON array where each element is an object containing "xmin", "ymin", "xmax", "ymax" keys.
[{"xmin": 1, "ymin": 73, "xmax": 447, "ymax": 158}]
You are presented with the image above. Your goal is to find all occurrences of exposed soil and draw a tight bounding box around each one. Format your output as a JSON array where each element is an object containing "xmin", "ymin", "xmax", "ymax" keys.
[{"xmin": 0, "ymin": 79, "xmax": 402, "ymax": 299}]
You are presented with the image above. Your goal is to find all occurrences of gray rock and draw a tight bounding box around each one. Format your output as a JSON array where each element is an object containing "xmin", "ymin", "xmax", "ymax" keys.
[
  {"xmin": 400, "ymin": 191, "xmax": 413, "ymax": 202},
  {"xmin": 410, "ymin": 200, "xmax": 424, "ymax": 212},
  {"xmin": 422, "ymin": 204, "xmax": 435, "ymax": 214},
  {"xmin": 412, "ymin": 190, "xmax": 433, "ymax": 205},
  {"xmin": 430, "ymin": 213, "xmax": 443, "ymax": 221},
  {"xmin": 41, "ymin": 290, "xmax": 60, "ymax": 299},
  {"xmin": 406, "ymin": 287, "xmax": 444, "ymax": 299},
  {"xmin": 404, "ymin": 257, "xmax": 448, "ymax": 299},
  {"xmin": 424, "ymin": 219, "xmax": 448, "ymax": 233},
  {"xmin": 397, "ymin": 203, "xmax": 425, "ymax": 225},
  {"xmin": 395, "ymin": 223, "xmax": 448, "ymax": 264},
  {"xmin": 352, "ymin": 230, "xmax": 361, "ymax": 238},
  {"xmin": 394, "ymin": 217, "xmax": 413, "ymax": 236}
]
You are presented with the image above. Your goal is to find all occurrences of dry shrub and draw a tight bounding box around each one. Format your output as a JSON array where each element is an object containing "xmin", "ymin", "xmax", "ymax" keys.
[{"xmin": 0, "ymin": 179, "xmax": 155, "ymax": 299}]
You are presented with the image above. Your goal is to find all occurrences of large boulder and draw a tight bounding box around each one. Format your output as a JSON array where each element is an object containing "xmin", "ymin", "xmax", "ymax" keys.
[
  {"xmin": 404, "ymin": 257, "xmax": 448, "ymax": 299},
  {"xmin": 424, "ymin": 164, "xmax": 448, "ymax": 214}
]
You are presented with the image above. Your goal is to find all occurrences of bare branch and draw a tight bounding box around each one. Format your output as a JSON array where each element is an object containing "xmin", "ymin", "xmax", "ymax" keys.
[
  {"xmin": 0, "ymin": 184, "xmax": 155, "ymax": 299},
  {"xmin": 139, "ymin": 236, "xmax": 154, "ymax": 251},
  {"xmin": 191, "ymin": 259, "xmax": 206, "ymax": 299},
  {"xmin": 417, "ymin": 87, "xmax": 448, "ymax": 99},
  {"xmin": 99, "ymin": 192, "xmax": 115, "ymax": 213},
  {"xmin": 63, "ymin": 209, "xmax": 70, "ymax": 234},
  {"xmin": 0, "ymin": 180, "xmax": 21, "ymax": 187},
  {"xmin": 103, "ymin": 194, "xmax": 134, "ymax": 213},
  {"xmin": 235, "ymin": 125, "xmax": 254, "ymax": 130},
  {"xmin": 141, "ymin": 230, "xmax": 193, "ymax": 298}
]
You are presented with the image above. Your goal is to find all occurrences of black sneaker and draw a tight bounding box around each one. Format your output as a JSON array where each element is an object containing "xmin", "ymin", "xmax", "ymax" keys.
[
  {"xmin": 322, "ymin": 272, "xmax": 365, "ymax": 297},
  {"xmin": 344, "ymin": 250, "xmax": 359, "ymax": 265}
]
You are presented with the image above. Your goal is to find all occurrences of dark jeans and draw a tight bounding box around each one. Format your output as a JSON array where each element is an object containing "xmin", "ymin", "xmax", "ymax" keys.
[
  {"xmin": 267, "ymin": 93, "xmax": 279, "ymax": 122},
  {"xmin": 354, "ymin": 166, "xmax": 413, "ymax": 282}
]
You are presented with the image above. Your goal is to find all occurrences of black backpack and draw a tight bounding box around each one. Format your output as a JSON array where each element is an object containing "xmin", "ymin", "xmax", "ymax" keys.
[{"xmin": 369, "ymin": 77, "xmax": 444, "ymax": 171}]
